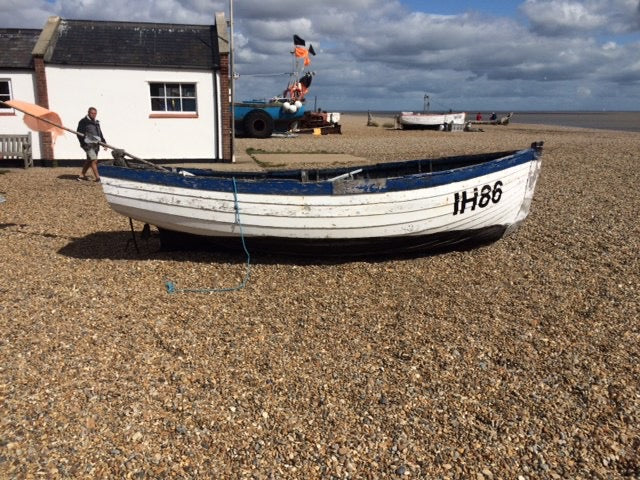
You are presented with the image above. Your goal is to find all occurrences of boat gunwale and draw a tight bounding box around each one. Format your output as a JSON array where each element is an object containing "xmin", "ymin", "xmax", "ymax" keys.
[{"xmin": 99, "ymin": 147, "xmax": 541, "ymax": 196}]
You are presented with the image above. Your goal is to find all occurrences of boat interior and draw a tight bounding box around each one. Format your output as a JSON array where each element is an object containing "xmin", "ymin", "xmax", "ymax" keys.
[{"xmin": 177, "ymin": 149, "xmax": 521, "ymax": 182}]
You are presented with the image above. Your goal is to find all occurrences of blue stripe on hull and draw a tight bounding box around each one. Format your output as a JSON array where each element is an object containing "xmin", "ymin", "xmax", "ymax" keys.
[{"xmin": 99, "ymin": 148, "xmax": 538, "ymax": 197}]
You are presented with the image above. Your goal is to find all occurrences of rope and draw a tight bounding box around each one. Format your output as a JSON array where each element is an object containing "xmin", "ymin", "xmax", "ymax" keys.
[
  {"xmin": 235, "ymin": 72, "xmax": 292, "ymax": 78},
  {"xmin": 165, "ymin": 177, "xmax": 251, "ymax": 294}
]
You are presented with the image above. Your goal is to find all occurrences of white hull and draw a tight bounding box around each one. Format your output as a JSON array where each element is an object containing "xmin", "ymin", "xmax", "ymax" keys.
[
  {"xmin": 398, "ymin": 111, "xmax": 466, "ymax": 128},
  {"xmin": 101, "ymin": 159, "xmax": 539, "ymax": 241}
]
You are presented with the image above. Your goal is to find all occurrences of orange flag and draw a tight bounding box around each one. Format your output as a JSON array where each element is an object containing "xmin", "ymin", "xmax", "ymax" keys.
[
  {"xmin": 294, "ymin": 46, "xmax": 311, "ymax": 66},
  {"xmin": 3, "ymin": 99, "xmax": 65, "ymax": 139}
]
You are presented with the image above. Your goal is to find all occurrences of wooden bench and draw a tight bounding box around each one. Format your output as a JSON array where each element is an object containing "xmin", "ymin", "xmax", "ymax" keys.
[{"xmin": 0, "ymin": 133, "xmax": 33, "ymax": 168}]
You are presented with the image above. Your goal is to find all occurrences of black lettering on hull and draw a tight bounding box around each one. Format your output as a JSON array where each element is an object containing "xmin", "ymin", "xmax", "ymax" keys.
[{"xmin": 453, "ymin": 181, "xmax": 503, "ymax": 216}]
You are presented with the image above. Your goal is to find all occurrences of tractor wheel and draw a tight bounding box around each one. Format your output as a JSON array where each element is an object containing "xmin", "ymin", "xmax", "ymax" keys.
[{"xmin": 243, "ymin": 110, "xmax": 274, "ymax": 138}]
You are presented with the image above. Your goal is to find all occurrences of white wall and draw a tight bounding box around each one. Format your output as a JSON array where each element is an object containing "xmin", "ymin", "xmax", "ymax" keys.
[
  {"xmin": 0, "ymin": 72, "xmax": 42, "ymax": 159},
  {"xmin": 45, "ymin": 66, "xmax": 220, "ymax": 160}
]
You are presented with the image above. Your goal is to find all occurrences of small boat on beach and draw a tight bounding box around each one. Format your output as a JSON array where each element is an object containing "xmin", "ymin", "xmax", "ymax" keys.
[
  {"xmin": 471, "ymin": 112, "xmax": 514, "ymax": 126},
  {"xmin": 397, "ymin": 111, "xmax": 467, "ymax": 130},
  {"xmin": 98, "ymin": 142, "xmax": 543, "ymax": 256},
  {"xmin": 396, "ymin": 94, "xmax": 466, "ymax": 131}
]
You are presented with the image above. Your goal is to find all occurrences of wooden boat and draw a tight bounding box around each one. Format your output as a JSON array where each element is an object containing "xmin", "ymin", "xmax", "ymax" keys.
[
  {"xmin": 397, "ymin": 111, "xmax": 467, "ymax": 130},
  {"xmin": 97, "ymin": 142, "xmax": 543, "ymax": 256}
]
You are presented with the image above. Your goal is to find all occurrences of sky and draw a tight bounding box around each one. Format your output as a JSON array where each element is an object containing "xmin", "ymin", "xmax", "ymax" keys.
[{"xmin": 3, "ymin": 0, "xmax": 640, "ymax": 111}]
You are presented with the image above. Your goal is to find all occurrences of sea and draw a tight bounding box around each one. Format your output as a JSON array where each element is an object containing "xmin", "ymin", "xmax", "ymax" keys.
[
  {"xmin": 509, "ymin": 111, "xmax": 640, "ymax": 133},
  {"xmin": 347, "ymin": 111, "xmax": 640, "ymax": 133}
]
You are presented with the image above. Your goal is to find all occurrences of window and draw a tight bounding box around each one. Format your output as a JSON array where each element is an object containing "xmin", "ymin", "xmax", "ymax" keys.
[
  {"xmin": 0, "ymin": 80, "xmax": 12, "ymax": 110},
  {"xmin": 149, "ymin": 82, "xmax": 197, "ymax": 113}
]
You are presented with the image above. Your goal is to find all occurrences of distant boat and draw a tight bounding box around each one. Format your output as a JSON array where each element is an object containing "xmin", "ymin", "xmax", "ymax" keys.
[
  {"xmin": 396, "ymin": 93, "xmax": 466, "ymax": 130},
  {"xmin": 471, "ymin": 112, "xmax": 514, "ymax": 126},
  {"xmin": 98, "ymin": 142, "xmax": 544, "ymax": 256},
  {"xmin": 397, "ymin": 111, "xmax": 467, "ymax": 130}
]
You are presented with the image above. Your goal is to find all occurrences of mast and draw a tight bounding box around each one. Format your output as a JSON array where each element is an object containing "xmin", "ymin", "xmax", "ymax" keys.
[{"xmin": 229, "ymin": 0, "xmax": 235, "ymax": 162}]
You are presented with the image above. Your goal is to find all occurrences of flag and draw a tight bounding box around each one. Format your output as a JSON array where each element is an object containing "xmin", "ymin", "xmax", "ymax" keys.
[
  {"xmin": 309, "ymin": 44, "xmax": 316, "ymax": 56},
  {"xmin": 295, "ymin": 47, "xmax": 311, "ymax": 66},
  {"xmin": 293, "ymin": 34, "xmax": 305, "ymax": 46}
]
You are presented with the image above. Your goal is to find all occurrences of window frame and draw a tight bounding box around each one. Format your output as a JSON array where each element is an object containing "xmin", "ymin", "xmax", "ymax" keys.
[
  {"xmin": 0, "ymin": 79, "xmax": 14, "ymax": 115},
  {"xmin": 148, "ymin": 81, "xmax": 198, "ymax": 118}
]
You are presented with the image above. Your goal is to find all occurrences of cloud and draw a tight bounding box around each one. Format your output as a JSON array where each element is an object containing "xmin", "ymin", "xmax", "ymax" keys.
[
  {"xmin": 521, "ymin": 0, "xmax": 640, "ymax": 36},
  {"xmin": 3, "ymin": 0, "xmax": 640, "ymax": 109},
  {"xmin": 577, "ymin": 86, "xmax": 592, "ymax": 97},
  {"xmin": 0, "ymin": 0, "xmax": 59, "ymax": 28}
]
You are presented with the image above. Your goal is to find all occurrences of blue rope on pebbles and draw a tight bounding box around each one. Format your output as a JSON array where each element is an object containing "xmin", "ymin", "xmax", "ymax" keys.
[{"xmin": 165, "ymin": 177, "xmax": 251, "ymax": 294}]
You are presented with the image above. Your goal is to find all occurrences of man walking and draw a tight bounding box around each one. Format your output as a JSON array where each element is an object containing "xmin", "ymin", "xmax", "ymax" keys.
[{"xmin": 77, "ymin": 107, "xmax": 106, "ymax": 182}]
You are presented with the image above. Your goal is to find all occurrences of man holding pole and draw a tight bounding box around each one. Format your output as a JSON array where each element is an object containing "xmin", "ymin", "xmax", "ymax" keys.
[{"xmin": 76, "ymin": 106, "xmax": 106, "ymax": 182}]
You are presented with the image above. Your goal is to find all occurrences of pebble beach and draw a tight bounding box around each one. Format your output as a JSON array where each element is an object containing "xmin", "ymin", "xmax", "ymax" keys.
[{"xmin": 1, "ymin": 115, "xmax": 639, "ymax": 478}]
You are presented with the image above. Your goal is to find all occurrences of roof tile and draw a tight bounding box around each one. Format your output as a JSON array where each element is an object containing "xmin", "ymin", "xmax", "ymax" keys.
[
  {"xmin": 49, "ymin": 20, "xmax": 219, "ymax": 69},
  {"xmin": 0, "ymin": 29, "xmax": 40, "ymax": 69}
]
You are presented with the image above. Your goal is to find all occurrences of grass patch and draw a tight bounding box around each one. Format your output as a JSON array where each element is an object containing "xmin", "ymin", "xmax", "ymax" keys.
[
  {"xmin": 245, "ymin": 148, "xmax": 268, "ymax": 157},
  {"xmin": 246, "ymin": 148, "xmax": 336, "ymax": 156},
  {"xmin": 244, "ymin": 148, "xmax": 271, "ymax": 167},
  {"xmin": 245, "ymin": 148, "xmax": 285, "ymax": 167},
  {"xmin": 255, "ymin": 159, "xmax": 287, "ymax": 168}
]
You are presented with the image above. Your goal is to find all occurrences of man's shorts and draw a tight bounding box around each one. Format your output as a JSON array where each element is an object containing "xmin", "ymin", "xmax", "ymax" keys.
[{"xmin": 85, "ymin": 148, "xmax": 98, "ymax": 160}]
